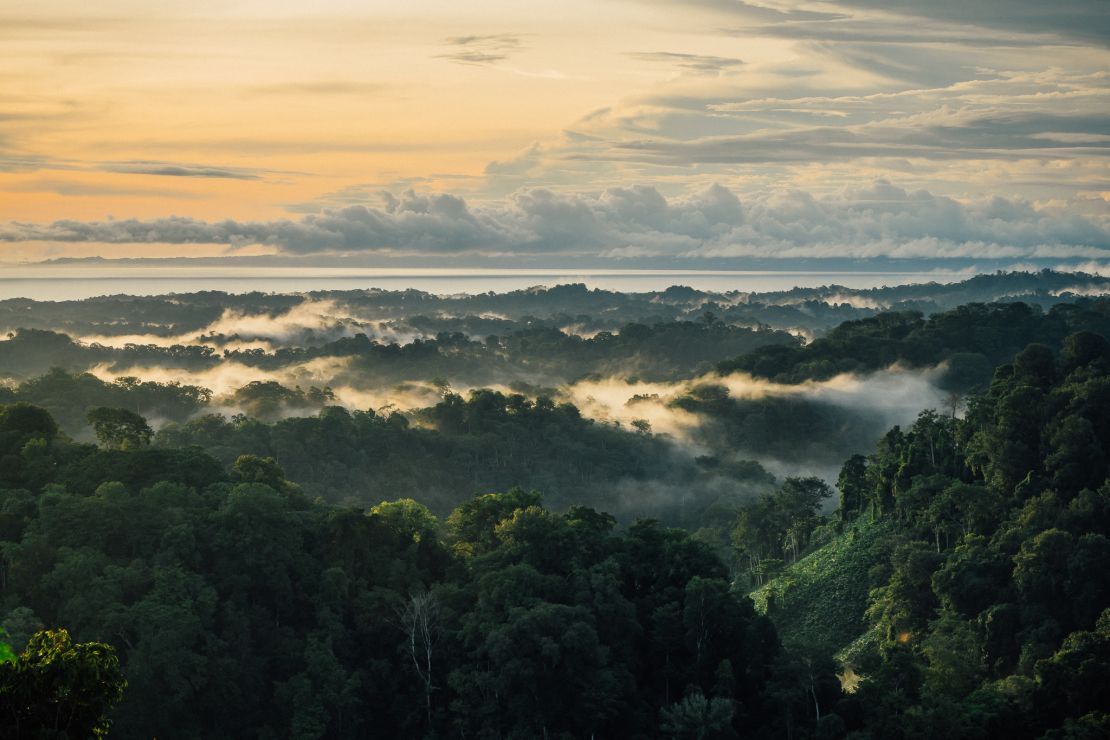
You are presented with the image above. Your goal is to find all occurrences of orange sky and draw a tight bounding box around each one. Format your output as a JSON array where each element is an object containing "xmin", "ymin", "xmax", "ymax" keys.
[{"xmin": 1, "ymin": 1, "xmax": 1107, "ymax": 264}]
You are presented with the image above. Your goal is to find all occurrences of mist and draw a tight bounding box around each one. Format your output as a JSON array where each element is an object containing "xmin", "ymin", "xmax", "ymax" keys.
[
  {"xmin": 560, "ymin": 366, "xmax": 950, "ymax": 483},
  {"xmin": 6, "ymin": 273, "xmax": 1084, "ymax": 505},
  {"xmin": 79, "ymin": 345, "xmax": 953, "ymax": 495},
  {"xmin": 77, "ymin": 299, "xmax": 423, "ymax": 351}
]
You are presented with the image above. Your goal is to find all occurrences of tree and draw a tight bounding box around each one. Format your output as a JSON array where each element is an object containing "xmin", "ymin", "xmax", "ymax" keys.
[
  {"xmin": 765, "ymin": 647, "xmax": 842, "ymax": 740},
  {"xmin": 87, "ymin": 406, "xmax": 153, "ymax": 450},
  {"xmin": 1044, "ymin": 416, "xmax": 1106, "ymax": 497},
  {"xmin": 837, "ymin": 455, "xmax": 868, "ymax": 520},
  {"xmin": 1034, "ymin": 609, "xmax": 1110, "ymax": 728},
  {"xmin": 773, "ymin": 477, "xmax": 832, "ymax": 562},
  {"xmin": 232, "ymin": 454, "xmax": 290, "ymax": 491},
  {"xmin": 1013, "ymin": 343, "xmax": 1057, "ymax": 387},
  {"xmin": 1059, "ymin": 331, "xmax": 1110, "ymax": 375},
  {"xmin": 660, "ymin": 689, "xmax": 737, "ymax": 740},
  {"xmin": 920, "ymin": 611, "xmax": 986, "ymax": 699},
  {"xmin": 0, "ymin": 403, "xmax": 58, "ymax": 456},
  {"xmin": 446, "ymin": 488, "xmax": 543, "ymax": 557},
  {"xmin": 1013, "ymin": 528, "xmax": 1074, "ymax": 609},
  {"xmin": 397, "ymin": 591, "xmax": 440, "ymax": 727},
  {"xmin": 371, "ymin": 499, "xmax": 440, "ymax": 546},
  {"xmin": 0, "ymin": 629, "xmax": 126, "ymax": 739}
]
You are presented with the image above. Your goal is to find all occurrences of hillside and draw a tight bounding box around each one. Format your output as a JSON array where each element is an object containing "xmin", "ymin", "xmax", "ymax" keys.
[{"xmin": 751, "ymin": 519, "xmax": 894, "ymax": 654}]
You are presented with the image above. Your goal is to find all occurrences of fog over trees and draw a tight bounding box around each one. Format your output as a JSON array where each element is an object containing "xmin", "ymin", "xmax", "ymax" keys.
[{"xmin": 1, "ymin": 271, "xmax": 1109, "ymax": 738}]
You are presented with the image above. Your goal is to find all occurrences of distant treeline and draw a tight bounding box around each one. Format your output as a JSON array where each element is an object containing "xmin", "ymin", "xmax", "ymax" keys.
[
  {"xmin": 0, "ymin": 318, "xmax": 798, "ymax": 384},
  {"xmin": 3, "ymin": 269, "xmax": 1107, "ymax": 345},
  {"xmin": 720, "ymin": 298, "xmax": 1110, "ymax": 390}
]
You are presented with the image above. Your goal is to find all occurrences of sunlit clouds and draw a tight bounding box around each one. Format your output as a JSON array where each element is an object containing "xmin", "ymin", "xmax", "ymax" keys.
[
  {"xmin": 0, "ymin": 0, "xmax": 1107, "ymax": 266},
  {"xmin": 3, "ymin": 181, "xmax": 1104, "ymax": 262}
]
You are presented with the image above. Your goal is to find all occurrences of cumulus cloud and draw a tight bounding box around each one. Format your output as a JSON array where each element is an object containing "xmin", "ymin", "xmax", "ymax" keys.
[
  {"xmin": 0, "ymin": 190, "xmax": 522, "ymax": 252},
  {"xmin": 2, "ymin": 180, "xmax": 1107, "ymax": 262}
]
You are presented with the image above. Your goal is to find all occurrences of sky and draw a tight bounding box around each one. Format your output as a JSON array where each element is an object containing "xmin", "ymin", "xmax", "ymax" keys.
[{"xmin": 0, "ymin": 0, "xmax": 1108, "ymax": 269}]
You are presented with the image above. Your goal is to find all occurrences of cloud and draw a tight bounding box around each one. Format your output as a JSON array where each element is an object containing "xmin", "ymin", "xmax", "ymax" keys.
[
  {"xmin": 615, "ymin": 111, "xmax": 1110, "ymax": 165},
  {"xmin": 598, "ymin": 69, "xmax": 1110, "ymax": 165},
  {"xmin": 644, "ymin": 0, "xmax": 1107, "ymax": 45},
  {"xmin": 79, "ymin": 298, "xmax": 401, "ymax": 351},
  {"xmin": 639, "ymin": 0, "xmax": 844, "ymax": 24},
  {"xmin": 0, "ymin": 153, "xmax": 272, "ymax": 180},
  {"xmin": 560, "ymin": 364, "xmax": 951, "ymax": 481},
  {"xmin": 87, "ymin": 357, "xmax": 351, "ymax": 402},
  {"xmin": 627, "ymin": 51, "xmax": 744, "ymax": 75},
  {"xmin": 2, "ymin": 180, "xmax": 1107, "ymax": 262},
  {"xmin": 731, "ymin": 21, "xmax": 1070, "ymax": 48},
  {"xmin": 439, "ymin": 34, "xmax": 522, "ymax": 65},
  {"xmin": 499, "ymin": 67, "xmax": 1110, "ymax": 201},
  {"xmin": 102, "ymin": 161, "xmax": 262, "ymax": 180},
  {"xmin": 7, "ymin": 178, "xmax": 204, "ymax": 199},
  {"xmin": 484, "ymin": 144, "xmax": 543, "ymax": 177},
  {"xmin": 0, "ymin": 154, "xmax": 61, "ymax": 173},
  {"xmin": 0, "ymin": 15, "xmax": 135, "ymax": 38},
  {"xmin": 472, "ymin": 6, "xmax": 1107, "ymax": 195},
  {"xmin": 827, "ymin": 0, "xmax": 1110, "ymax": 46},
  {"xmin": 0, "ymin": 190, "xmax": 523, "ymax": 253}
]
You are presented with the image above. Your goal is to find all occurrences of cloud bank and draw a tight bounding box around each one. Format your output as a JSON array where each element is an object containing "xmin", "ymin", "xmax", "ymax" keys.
[{"xmin": 2, "ymin": 180, "xmax": 1106, "ymax": 262}]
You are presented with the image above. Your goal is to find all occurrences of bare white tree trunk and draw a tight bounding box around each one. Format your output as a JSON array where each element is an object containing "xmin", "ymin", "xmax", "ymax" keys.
[{"xmin": 398, "ymin": 591, "xmax": 440, "ymax": 729}]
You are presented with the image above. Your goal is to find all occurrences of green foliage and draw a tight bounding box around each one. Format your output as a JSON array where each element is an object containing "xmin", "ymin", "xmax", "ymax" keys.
[
  {"xmin": 751, "ymin": 519, "xmax": 895, "ymax": 653},
  {"xmin": 718, "ymin": 299, "xmax": 1110, "ymax": 392},
  {"xmin": 0, "ymin": 630, "xmax": 15, "ymax": 664},
  {"xmin": 672, "ymin": 389, "xmax": 888, "ymax": 469},
  {"xmin": 87, "ymin": 407, "xmax": 153, "ymax": 450},
  {"xmin": 660, "ymin": 689, "xmax": 737, "ymax": 739},
  {"xmin": 0, "ymin": 293, "xmax": 1107, "ymax": 738},
  {"xmin": 0, "ymin": 403, "xmax": 787, "ymax": 738},
  {"xmin": 10, "ymin": 368, "xmax": 210, "ymax": 438},
  {"xmin": 0, "ymin": 628, "xmax": 126, "ymax": 739},
  {"xmin": 156, "ymin": 390, "xmax": 773, "ymax": 526},
  {"xmin": 226, "ymin": 380, "xmax": 335, "ymax": 421},
  {"xmin": 732, "ymin": 477, "xmax": 833, "ymax": 585},
  {"xmin": 748, "ymin": 332, "xmax": 1110, "ymax": 739},
  {"xmin": 0, "ymin": 304, "xmax": 800, "ymax": 389}
]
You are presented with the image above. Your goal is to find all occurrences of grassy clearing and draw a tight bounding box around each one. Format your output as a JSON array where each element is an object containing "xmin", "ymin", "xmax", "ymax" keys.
[{"xmin": 751, "ymin": 518, "xmax": 894, "ymax": 653}]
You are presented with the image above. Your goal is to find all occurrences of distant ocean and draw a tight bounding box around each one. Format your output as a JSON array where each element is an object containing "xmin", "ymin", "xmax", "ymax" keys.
[{"xmin": 0, "ymin": 267, "xmax": 973, "ymax": 301}]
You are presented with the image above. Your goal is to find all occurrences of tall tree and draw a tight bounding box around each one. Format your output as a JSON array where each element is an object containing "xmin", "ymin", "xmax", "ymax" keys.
[{"xmin": 87, "ymin": 407, "xmax": 153, "ymax": 450}]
